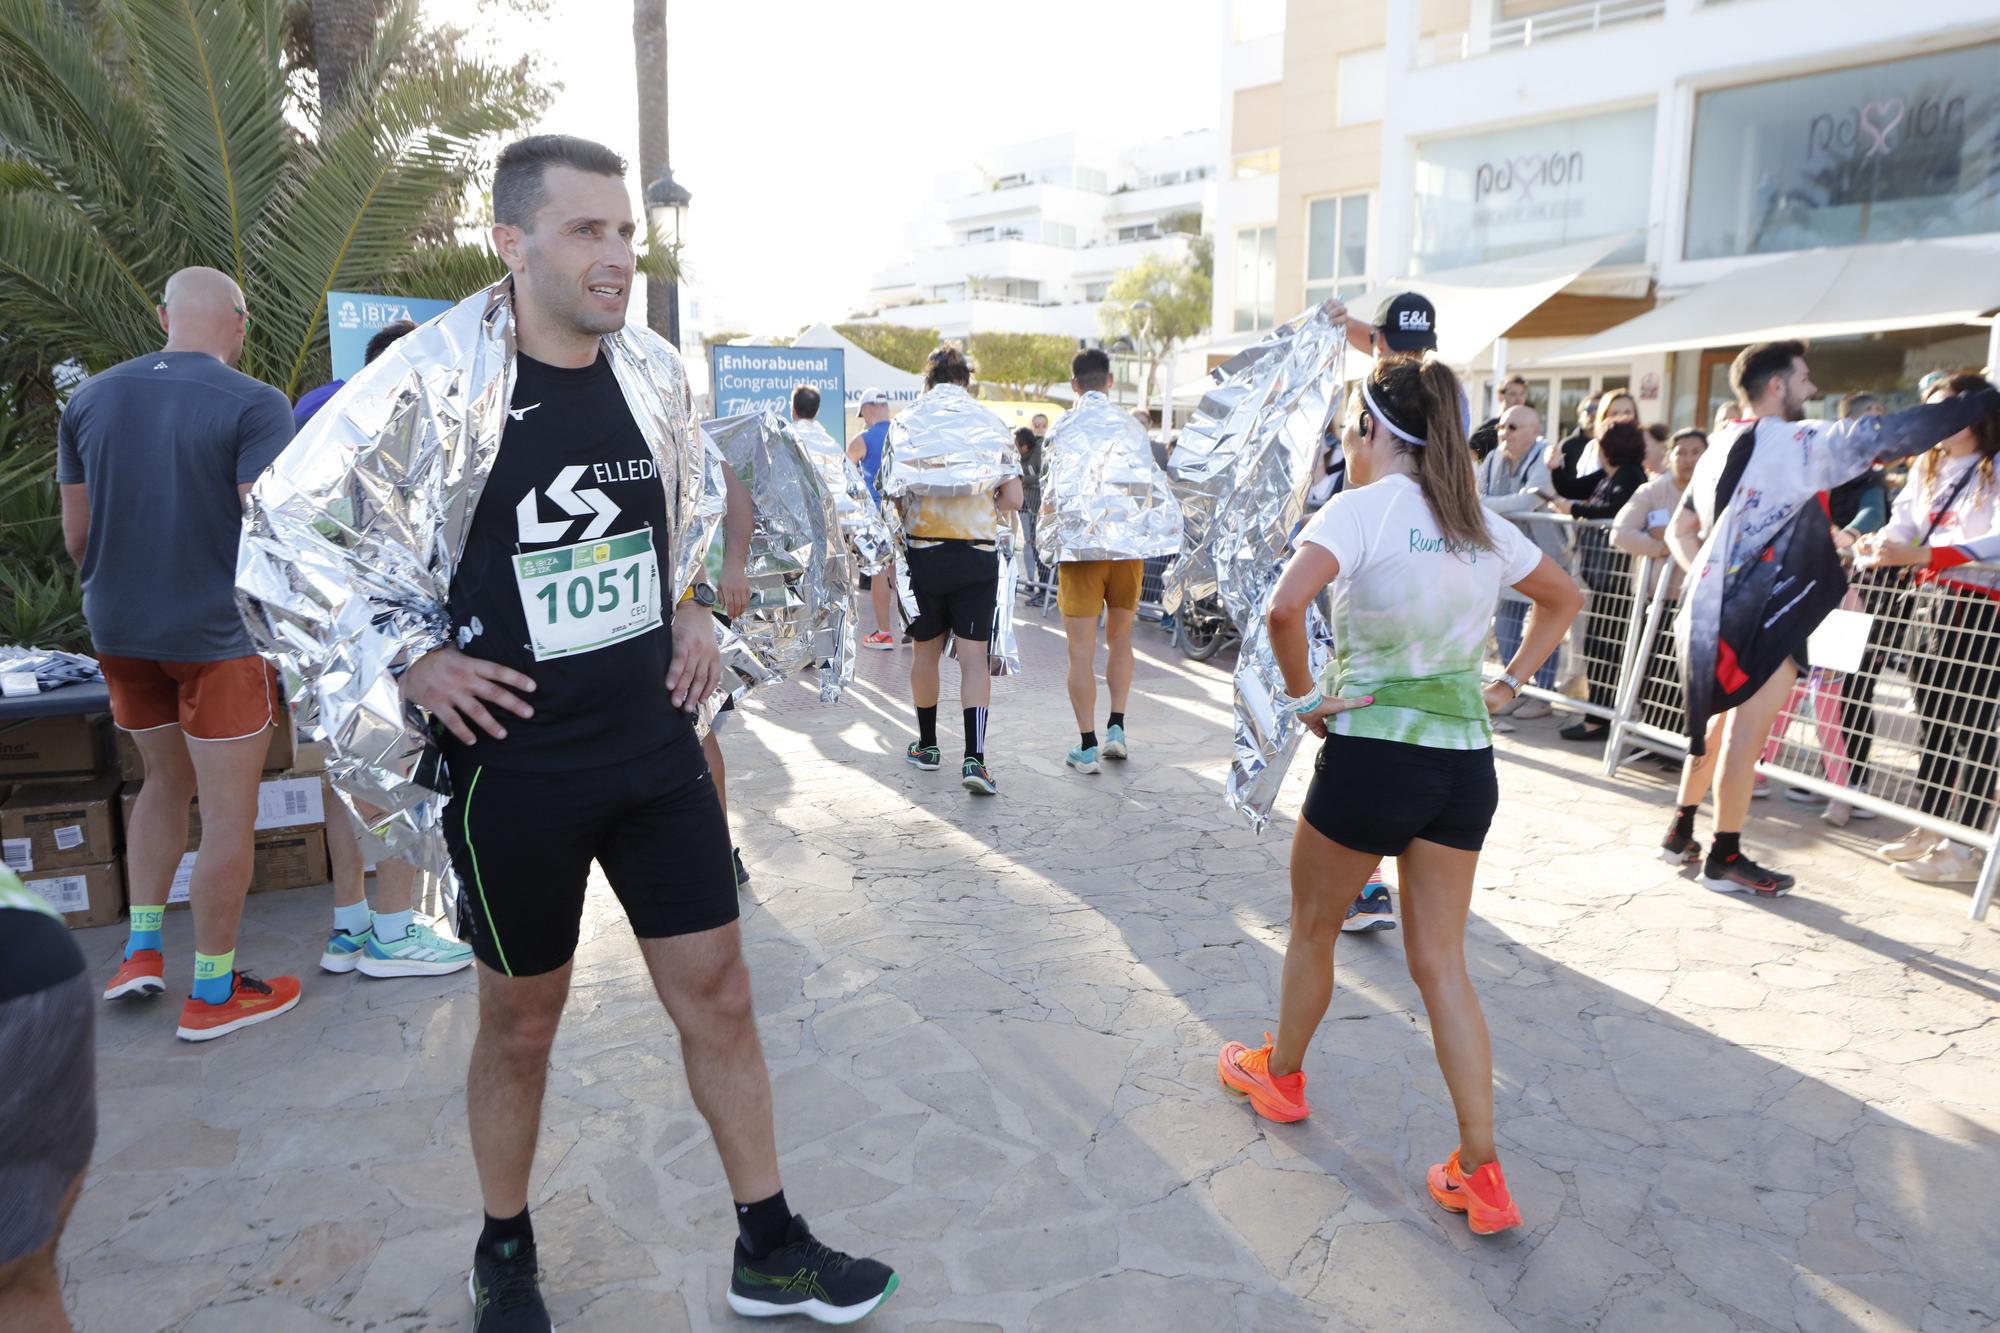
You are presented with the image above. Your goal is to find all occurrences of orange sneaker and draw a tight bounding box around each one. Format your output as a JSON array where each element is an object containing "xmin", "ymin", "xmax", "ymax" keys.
[
  {"xmin": 1217, "ymin": 1033, "xmax": 1310, "ymax": 1122},
  {"xmin": 103, "ymin": 949, "xmax": 166, "ymax": 1000},
  {"xmin": 1427, "ymin": 1148, "xmax": 1523, "ymax": 1234},
  {"xmin": 175, "ymin": 971, "xmax": 301, "ymax": 1042}
]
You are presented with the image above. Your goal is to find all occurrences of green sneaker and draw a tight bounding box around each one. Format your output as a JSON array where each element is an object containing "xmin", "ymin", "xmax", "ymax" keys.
[
  {"xmin": 357, "ymin": 919, "xmax": 474, "ymax": 978},
  {"xmin": 961, "ymin": 756, "xmax": 997, "ymax": 795},
  {"xmin": 906, "ymin": 741, "xmax": 941, "ymax": 771},
  {"xmin": 319, "ymin": 927, "xmax": 373, "ymax": 974},
  {"xmin": 1102, "ymin": 724, "xmax": 1129, "ymax": 761}
]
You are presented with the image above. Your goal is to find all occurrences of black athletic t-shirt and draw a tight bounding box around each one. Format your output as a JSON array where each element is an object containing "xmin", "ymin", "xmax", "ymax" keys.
[{"xmin": 442, "ymin": 351, "xmax": 697, "ymax": 774}]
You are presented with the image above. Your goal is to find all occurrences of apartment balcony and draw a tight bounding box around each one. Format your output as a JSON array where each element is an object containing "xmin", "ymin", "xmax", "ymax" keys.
[
  {"xmin": 1415, "ymin": 0, "xmax": 1665, "ymax": 66},
  {"xmin": 1103, "ymin": 179, "xmax": 1213, "ymax": 226},
  {"xmin": 942, "ymin": 181, "xmax": 1103, "ymax": 227},
  {"xmin": 1070, "ymin": 233, "xmax": 1196, "ymax": 281}
]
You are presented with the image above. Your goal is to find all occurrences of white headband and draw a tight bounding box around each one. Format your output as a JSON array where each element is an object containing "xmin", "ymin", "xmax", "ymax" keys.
[{"xmin": 1360, "ymin": 380, "xmax": 1427, "ymax": 446}]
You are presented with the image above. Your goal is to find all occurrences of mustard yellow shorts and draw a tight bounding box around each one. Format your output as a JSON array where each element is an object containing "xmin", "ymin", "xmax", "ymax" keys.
[{"xmin": 1057, "ymin": 559, "xmax": 1144, "ymax": 617}]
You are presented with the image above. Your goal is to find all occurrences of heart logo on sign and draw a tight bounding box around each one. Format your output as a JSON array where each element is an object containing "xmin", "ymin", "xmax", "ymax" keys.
[{"xmin": 1859, "ymin": 97, "xmax": 1906, "ymax": 158}]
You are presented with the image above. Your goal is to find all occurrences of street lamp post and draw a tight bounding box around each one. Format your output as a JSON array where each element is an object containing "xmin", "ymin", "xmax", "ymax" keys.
[
  {"xmin": 644, "ymin": 169, "xmax": 692, "ymax": 349},
  {"xmin": 1131, "ymin": 298, "xmax": 1156, "ymax": 429}
]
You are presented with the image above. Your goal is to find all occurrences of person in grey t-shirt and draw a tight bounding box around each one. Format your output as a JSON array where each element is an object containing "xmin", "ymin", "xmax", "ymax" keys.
[{"xmin": 57, "ymin": 265, "xmax": 302, "ymax": 1042}]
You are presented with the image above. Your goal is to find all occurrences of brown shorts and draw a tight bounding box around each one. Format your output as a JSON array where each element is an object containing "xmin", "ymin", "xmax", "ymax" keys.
[
  {"xmin": 100, "ymin": 654, "xmax": 278, "ymax": 742},
  {"xmin": 1057, "ymin": 559, "xmax": 1144, "ymax": 617}
]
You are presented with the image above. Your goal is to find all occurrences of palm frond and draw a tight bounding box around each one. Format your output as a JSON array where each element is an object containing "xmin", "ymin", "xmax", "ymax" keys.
[
  {"xmin": 0, "ymin": 192, "xmax": 163, "ymax": 369},
  {"xmin": 387, "ymin": 240, "xmax": 504, "ymax": 302},
  {"xmin": 117, "ymin": 0, "xmax": 292, "ymax": 294}
]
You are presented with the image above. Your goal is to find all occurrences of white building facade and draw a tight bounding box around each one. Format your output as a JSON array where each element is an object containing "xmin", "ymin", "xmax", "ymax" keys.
[
  {"xmin": 1214, "ymin": 0, "xmax": 2000, "ymax": 432},
  {"xmin": 865, "ymin": 131, "xmax": 1218, "ymax": 343}
]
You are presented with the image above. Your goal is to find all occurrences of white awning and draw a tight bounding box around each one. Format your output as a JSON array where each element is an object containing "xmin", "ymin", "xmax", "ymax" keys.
[
  {"xmin": 1345, "ymin": 230, "xmax": 1643, "ymax": 366},
  {"xmin": 1531, "ymin": 237, "xmax": 2000, "ymax": 367},
  {"xmin": 791, "ymin": 322, "xmax": 927, "ymax": 401}
]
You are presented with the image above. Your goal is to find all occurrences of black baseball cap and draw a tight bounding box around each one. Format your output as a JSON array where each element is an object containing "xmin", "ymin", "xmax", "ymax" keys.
[{"xmin": 1375, "ymin": 292, "xmax": 1437, "ymax": 353}]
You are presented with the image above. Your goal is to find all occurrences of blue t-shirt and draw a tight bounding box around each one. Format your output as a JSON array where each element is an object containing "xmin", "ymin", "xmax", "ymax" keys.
[
  {"xmin": 292, "ymin": 378, "xmax": 344, "ymax": 430},
  {"xmin": 859, "ymin": 420, "xmax": 890, "ymax": 499},
  {"xmin": 56, "ymin": 351, "xmax": 294, "ymax": 661}
]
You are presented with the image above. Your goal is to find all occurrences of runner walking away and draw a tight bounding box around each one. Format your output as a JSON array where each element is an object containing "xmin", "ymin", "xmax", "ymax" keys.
[
  {"xmin": 892, "ymin": 347, "xmax": 1023, "ymax": 795},
  {"xmin": 848, "ymin": 388, "xmax": 900, "ymax": 648},
  {"xmin": 1858, "ymin": 372, "xmax": 2000, "ymax": 884},
  {"xmin": 1217, "ymin": 347, "xmax": 1582, "ymax": 1238},
  {"xmin": 0, "ymin": 869, "xmax": 96, "ymax": 1332},
  {"xmin": 1017, "ymin": 421, "xmax": 1048, "ymax": 600},
  {"xmin": 296, "ymin": 317, "xmax": 471, "ymax": 974},
  {"xmin": 339, "ymin": 137, "xmax": 892, "ymax": 1329},
  {"xmin": 1663, "ymin": 344, "xmax": 1999, "ymax": 896},
  {"xmin": 701, "ymin": 463, "xmax": 755, "ymax": 890},
  {"xmin": 58, "ymin": 265, "xmax": 302, "ymax": 1041},
  {"xmin": 1039, "ymin": 348, "xmax": 1179, "ymax": 773}
]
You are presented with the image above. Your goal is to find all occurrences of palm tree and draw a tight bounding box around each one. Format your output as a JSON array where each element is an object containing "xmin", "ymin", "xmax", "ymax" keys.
[
  {"xmin": 309, "ymin": 0, "xmax": 373, "ymax": 110},
  {"xmin": 0, "ymin": 0, "xmax": 536, "ymax": 395}
]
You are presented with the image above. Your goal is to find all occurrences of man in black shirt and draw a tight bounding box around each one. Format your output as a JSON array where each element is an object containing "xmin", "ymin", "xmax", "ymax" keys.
[{"xmin": 390, "ymin": 137, "xmax": 896, "ymax": 1330}]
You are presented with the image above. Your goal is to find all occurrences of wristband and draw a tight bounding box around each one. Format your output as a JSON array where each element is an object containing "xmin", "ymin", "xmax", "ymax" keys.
[{"xmin": 1289, "ymin": 688, "xmax": 1324, "ymax": 717}]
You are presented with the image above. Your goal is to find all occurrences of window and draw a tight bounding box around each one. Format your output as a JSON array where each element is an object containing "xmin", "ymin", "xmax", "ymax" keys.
[
  {"xmin": 1233, "ymin": 148, "xmax": 1281, "ymax": 179},
  {"xmin": 1305, "ymin": 194, "xmax": 1370, "ymax": 308},
  {"xmin": 1233, "ymin": 225, "xmax": 1278, "ymax": 333},
  {"xmin": 1116, "ymin": 222, "xmax": 1160, "ymax": 242},
  {"xmin": 1337, "ymin": 48, "xmax": 1385, "ymax": 127},
  {"xmin": 962, "ymin": 226, "xmax": 996, "ymax": 245},
  {"xmin": 1083, "ymin": 281, "xmax": 1111, "ymax": 302},
  {"xmin": 1042, "ymin": 222, "xmax": 1077, "ymax": 248},
  {"xmin": 1684, "ymin": 43, "xmax": 2000, "ymax": 260}
]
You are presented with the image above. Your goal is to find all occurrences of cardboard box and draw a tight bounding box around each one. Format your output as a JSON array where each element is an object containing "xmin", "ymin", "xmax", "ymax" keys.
[
  {"xmin": 0, "ymin": 714, "xmax": 103, "ymax": 782},
  {"xmin": 159, "ymin": 826, "xmax": 328, "ymax": 906},
  {"xmin": 2, "ymin": 776, "xmax": 121, "ymax": 874},
  {"xmin": 21, "ymin": 859, "xmax": 124, "ymax": 929},
  {"xmin": 120, "ymin": 775, "xmax": 327, "ymax": 845},
  {"xmin": 114, "ymin": 716, "xmax": 297, "ymax": 782}
]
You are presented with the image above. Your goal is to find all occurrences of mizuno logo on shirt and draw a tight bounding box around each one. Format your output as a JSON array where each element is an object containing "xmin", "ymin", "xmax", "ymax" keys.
[{"xmin": 507, "ymin": 402, "xmax": 542, "ymax": 422}]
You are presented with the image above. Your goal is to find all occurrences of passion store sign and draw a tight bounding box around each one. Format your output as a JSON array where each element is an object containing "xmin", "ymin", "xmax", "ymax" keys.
[
  {"xmin": 1412, "ymin": 106, "xmax": 1653, "ymax": 272},
  {"xmin": 1685, "ymin": 44, "xmax": 1999, "ymax": 260}
]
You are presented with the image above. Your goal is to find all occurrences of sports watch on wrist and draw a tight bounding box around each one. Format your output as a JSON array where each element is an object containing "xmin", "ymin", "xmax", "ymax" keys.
[{"xmin": 681, "ymin": 582, "xmax": 717, "ymax": 609}]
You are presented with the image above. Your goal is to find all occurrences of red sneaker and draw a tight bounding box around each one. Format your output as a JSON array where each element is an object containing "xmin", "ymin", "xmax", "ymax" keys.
[
  {"xmin": 1217, "ymin": 1032, "xmax": 1310, "ymax": 1122},
  {"xmin": 175, "ymin": 971, "xmax": 301, "ymax": 1042},
  {"xmin": 1427, "ymin": 1148, "xmax": 1523, "ymax": 1234},
  {"xmin": 104, "ymin": 949, "xmax": 166, "ymax": 1000}
]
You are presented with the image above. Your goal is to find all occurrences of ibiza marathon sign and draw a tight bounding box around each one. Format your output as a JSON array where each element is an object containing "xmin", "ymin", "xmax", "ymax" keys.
[{"xmin": 326, "ymin": 291, "xmax": 453, "ymax": 380}]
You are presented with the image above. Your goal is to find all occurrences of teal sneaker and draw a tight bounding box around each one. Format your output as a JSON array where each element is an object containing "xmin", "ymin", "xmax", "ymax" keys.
[
  {"xmin": 961, "ymin": 756, "xmax": 997, "ymax": 795},
  {"xmin": 320, "ymin": 927, "xmax": 372, "ymax": 974},
  {"xmin": 1065, "ymin": 745, "xmax": 1101, "ymax": 774},
  {"xmin": 357, "ymin": 919, "xmax": 474, "ymax": 978},
  {"xmin": 906, "ymin": 741, "xmax": 942, "ymax": 771},
  {"xmin": 1102, "ymin": 724, "xmax": 1129, "ymax": 761}
]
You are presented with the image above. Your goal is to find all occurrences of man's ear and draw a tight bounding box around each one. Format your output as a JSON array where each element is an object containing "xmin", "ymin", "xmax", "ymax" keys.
[{"xmin": 492, "ymin": 222, "xmax": 528, "ymax": 273}]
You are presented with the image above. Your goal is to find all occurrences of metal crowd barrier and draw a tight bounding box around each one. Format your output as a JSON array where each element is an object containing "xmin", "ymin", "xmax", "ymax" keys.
[
  {"xmin": 1511, "ymin": 529, "xmax": 2000, "ymax": 922},
  {"xmin": 1481, "ymin": 513, "xmax": 1650, "ymax": 727},
  {"xmin": 1012, "ymin": 547, "xmax": 1176, "ymax": 629}
]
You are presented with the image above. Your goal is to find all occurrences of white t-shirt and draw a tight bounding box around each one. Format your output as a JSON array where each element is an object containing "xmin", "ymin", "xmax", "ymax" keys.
[{"xmin": 1298, "ymin": 473, "xmax": 1544, "ymax": 750}]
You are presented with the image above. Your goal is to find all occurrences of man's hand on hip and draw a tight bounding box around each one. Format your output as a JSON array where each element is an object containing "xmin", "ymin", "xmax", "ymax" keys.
[
  {"xmin": 399, "ymin": 646, "xmax": 535, "ymax": 745},
  {"xmin": 667, "ymin": 601, "xmax": 722, "ymax": 711}
]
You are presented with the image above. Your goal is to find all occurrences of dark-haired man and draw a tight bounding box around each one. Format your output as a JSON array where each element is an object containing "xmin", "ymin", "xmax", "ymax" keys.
[
  {"xmin": 240, "ymin": 134, "xmax": 896, "ymax": 1331},
  {"xmin": 1039, "ymin": 347, "xmax": 1180, "ymax": 771},
  {"xmin": 1663, "ymin": 339, "xmax": 1998, "ymax": 897}
]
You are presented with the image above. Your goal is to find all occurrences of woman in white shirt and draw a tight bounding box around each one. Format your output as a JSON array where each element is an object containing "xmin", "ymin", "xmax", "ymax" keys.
[
  {"xmin": 1216, "ymin": 348, "xmax": 1582, "ymax": 1237},
  {"xmin": 1858, "ymin": 372, "xmax": 2000, "ymax": 883}
]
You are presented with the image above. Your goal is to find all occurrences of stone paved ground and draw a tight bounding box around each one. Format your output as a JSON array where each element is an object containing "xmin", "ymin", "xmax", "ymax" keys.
[{"xmin": 61, "ymin": 607, "xmax": 2000, "ymax": 1332}]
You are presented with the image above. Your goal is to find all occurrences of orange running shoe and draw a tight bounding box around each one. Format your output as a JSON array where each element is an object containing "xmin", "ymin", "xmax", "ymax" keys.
[
  {"xmin": 1427, "ymin": 1148, "xmax": 1523, "ymax": 1234},
  {"xmin": 1217, "ymin": 1033, "xmax": 1310, "ymax": 1122},
  {"xmin": 103, "ymin": 949, "xmax": 166, "ymax": 1001},
  {"xmin": 175, "ymin": 971, "xmax": 301, "ymax": 1042}
]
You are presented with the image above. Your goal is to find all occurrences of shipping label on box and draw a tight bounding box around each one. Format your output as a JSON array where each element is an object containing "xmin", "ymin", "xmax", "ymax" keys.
[
  {"xmin": 122, "ymin": 775, "xmax": 327, "ymax": 846},
  {"xmin": 23, "ymin": 859, "xmax": 124, "ymax": 929},
  {"xmin": 1, "ymin": 776, "xmax": 120, "ymax": 872}
]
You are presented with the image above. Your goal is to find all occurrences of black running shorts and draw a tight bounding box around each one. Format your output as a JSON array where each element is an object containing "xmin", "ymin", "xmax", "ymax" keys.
[
  {"xmin": 905, "ymin": 539, "xmax": 998, "ymax": 643},
  {"xmin": 444, "ymin": 741, "xmax": 739, "ymax": 977},
  {"xmin": 1300, "ymin": 730, "xmax": 1499, "ymax": 855}
]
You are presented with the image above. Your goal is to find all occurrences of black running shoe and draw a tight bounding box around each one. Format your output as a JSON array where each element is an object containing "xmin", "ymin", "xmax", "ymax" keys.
[
  {"xmin": 728, "ymin": 1215, "xmax": 899, "ymax": 1324},
  {"xmin": 1660, "ymin": 828, "xmax": 1703, "ymax": 865},
  {"xmin": 1701, "ymin": 853, "xmax": 1795, "ymax": 898},
  {"xmin": 468, "ymin": 1237, "xmax": 552, "ymax": 1332},
  {"xmin": 1559, "ymin": 720, "xmax": 1608, "ymax": 743},
  {"xmin": 734, "ymin": 848, "xmax": 751, "ymax": 889}
]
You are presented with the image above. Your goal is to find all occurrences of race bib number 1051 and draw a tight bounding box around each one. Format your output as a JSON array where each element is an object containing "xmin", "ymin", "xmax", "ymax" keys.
[{"xmin": 513, "ymin": 528, "xmax": 662, "ymax": 661}]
